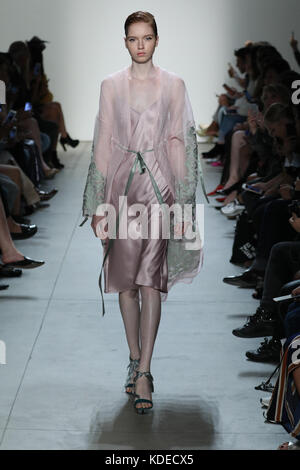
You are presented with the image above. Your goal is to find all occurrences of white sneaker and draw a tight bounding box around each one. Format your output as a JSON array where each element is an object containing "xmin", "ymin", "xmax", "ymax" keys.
[{"xmin": 221, "ymin": 199, "xmax": 244, "ymax": 218}]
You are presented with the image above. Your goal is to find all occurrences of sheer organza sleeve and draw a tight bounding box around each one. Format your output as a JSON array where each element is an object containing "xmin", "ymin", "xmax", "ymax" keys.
[
  {"xmin": 81, "ymin": 78, "xmax": 114, "ymax": 220},
  {"xmin": 166, "ymin": 77, "xmax": 200, "ymax": 209}
]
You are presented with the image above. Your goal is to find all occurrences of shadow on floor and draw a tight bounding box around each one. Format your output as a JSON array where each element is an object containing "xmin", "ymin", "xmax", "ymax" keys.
[{"xmin": 87, "ymin": 394, "xmax": 219, "ymax": 449}]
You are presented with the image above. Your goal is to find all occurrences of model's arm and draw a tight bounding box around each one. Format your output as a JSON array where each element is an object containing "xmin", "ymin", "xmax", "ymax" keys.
[
  {"xmin": 81, "ymin": 78, "xmax": 114, "ymax": 231},
  {"xmin": 167, "ymin": 77, "xmax": 199, "ymax": 207},
  {"xmin": 166, "ymin": 77, "xmax": 200, "ymax": 237}
]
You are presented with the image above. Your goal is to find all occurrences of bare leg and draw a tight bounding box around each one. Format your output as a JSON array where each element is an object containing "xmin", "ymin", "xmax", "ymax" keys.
[
  {"xmin": 0, "ymin": 165, "xmax": 21, "ymax": 215},
  {"xmin": 119, "ymin": 288, "xmax": 141, "ymax": 361},
  {"xmin": 239, "ymin": 143, "xmax": 252, "ymax": 177},
  {"xmin": 135, "ymin": 285, "xmax": 161, "ymax": 410},
  {"xmin": 223, "ymin": 131, "xmax": 247, "ymax": 190},
  {"xmin": 18, "ymin": 118, "xmax": 51, "ymax": 171},
  {"xmin": 0, "ymin": 197, "xmax": 24, "ymax": 263}
]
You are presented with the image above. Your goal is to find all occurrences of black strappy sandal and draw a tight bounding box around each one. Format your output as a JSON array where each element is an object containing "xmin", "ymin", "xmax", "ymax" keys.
[
  {"xmin": 133, "ymin": 371, "xmax": 154, "ymax": 414},
  {"xmin": 124, "ymin": 357, "xmax": 140, "ymax": 396}
]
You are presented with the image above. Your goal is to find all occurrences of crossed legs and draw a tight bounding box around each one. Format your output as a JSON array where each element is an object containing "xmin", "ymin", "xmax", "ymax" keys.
[{"xmin": 119, "ymin": 285, "xmax": 161, "ymax": 409}]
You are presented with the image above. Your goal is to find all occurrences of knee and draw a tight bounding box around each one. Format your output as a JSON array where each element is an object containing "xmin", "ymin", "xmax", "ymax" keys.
[
  {"xmin": 270, "ymin": 241, "xmax": 292, "ymax": 260},
  {"xmin": 140, "ymin": 286, "xmax": 159, "ymax": 299},
  {"xmin": 120, "ymin": 288, "xmax": 139, "ymax": 300}
]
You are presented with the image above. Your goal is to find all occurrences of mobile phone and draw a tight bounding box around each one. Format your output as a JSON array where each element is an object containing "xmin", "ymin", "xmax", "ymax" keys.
[
  {"xmin": 3, "ymin": 109, "xmax": 16, "ymax": 124},
  {"xmin": 247, "ymin": 184, "xmax": 263, "ymax": 194},
  {"xmin": 34, "ymin": 62, "xmax": 41, "ymax": 76},
  {"xmin": 24, "ymin": 102, "xmax": 32, "ymax": 111},
  {"xmin": 242, "ymin": 183, "xmax": 263, "ymax": 194},
  {"xmin": 273, "ymin": 293, "xmax": 300, "ymax": 302},
  {"xmin": 225, "ymin": 108, "xmax": 237, "ymax": 115},
  {"xmin": 244, "ymin": 90, "xmax": 254, "ymax": 102},
  {"xmin": 9, "ymin": 126, "xmax": 17, "ymax": 139}
]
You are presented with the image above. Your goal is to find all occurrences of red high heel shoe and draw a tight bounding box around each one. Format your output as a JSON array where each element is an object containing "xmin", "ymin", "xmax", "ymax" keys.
[{"xmin": 206, "ymin": 184, "xmax": 224, "ymax": 197}]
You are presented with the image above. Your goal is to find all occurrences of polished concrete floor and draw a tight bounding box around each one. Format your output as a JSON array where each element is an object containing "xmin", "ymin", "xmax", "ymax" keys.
[{"xmin": 0, "ymin": 141, "xmax": 288, "ymax": 450}]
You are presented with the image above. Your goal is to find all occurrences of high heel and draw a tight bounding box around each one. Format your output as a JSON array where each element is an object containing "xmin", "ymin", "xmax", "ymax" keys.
[
  {"xmin": 60, "ymin": 133, "xmax": 79, "ymax": 151},
  {"xmin": 133, "ymin": 370, "xmax": 154, "ymax": 414},
  {"xmin": 124, "ymin": 356, "xmax": 140, "ymax": 396},
  {"xmin": 206, "ymin": 184, "xmax": 224, "ymax": 197},
  {"xmin": 216, "ymin": 181, "xmax": 241, "ymax": 195}
]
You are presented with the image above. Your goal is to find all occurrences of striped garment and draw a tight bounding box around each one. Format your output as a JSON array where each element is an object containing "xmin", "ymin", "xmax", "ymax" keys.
[{"xmin": 267, "ymin": 333, "xmax": 300, "ymax": 439}]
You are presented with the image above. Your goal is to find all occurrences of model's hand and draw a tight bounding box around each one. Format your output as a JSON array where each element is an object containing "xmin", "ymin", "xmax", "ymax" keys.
[
  {"xmin": 91, "ymin": 214, "xmax": 109, "ymax": 240},
  {"xmin": 174, "ymin": 221, "xmax": 191, "ymax": 238}
]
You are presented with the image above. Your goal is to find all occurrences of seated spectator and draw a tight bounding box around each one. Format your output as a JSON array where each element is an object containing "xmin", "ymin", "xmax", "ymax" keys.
[
  {"xmin": 0, "ymin": 192, "xmax": 44, "ymax": 269},
  {"xmin": 26, "ymin": 36, "xmax": 79, "ymax": 157}
]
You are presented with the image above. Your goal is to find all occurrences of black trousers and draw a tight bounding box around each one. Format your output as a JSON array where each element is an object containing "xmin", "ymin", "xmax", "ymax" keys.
[
  {"xmin": 254, "ymin": 199, "xmax": 297, "ymax": 261},
  {"xmin": 261, "ymin": 241, "xmax": 300, "ymax": 338}
]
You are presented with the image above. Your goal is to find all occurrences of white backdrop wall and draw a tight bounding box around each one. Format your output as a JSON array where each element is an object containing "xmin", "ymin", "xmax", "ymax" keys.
[{"xmin": 0, "ymin": 0, "xmax": 300, "ymax": 140}]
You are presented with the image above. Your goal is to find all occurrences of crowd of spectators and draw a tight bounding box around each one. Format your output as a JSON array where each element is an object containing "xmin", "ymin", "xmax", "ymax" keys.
[
  {"xmin": 0, "ymin": 36, "xmax": 79, "ymax": 290},
  {"xmin": 201, "ymin": 34, "xmax": 300, "ymax": 450}
]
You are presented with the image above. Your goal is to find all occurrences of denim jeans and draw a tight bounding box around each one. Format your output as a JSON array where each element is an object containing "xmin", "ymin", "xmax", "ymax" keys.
[{"xmin": 217, "ymin": 106, "xmax": 247, "ymax": 143}]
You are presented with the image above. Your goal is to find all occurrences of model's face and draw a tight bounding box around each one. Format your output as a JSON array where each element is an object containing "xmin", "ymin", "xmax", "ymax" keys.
[{"xmin": 124, "ymin": 22, "xmax": 158, "ymax": 64}]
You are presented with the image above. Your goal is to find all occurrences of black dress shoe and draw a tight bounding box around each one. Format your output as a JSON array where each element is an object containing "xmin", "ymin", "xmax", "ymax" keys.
[
  {"xmin": 23, "ymin": 204, "xmax": 38, "ymax": 216},
  {"xmin": 232, "ymin": 306, "xmax": 277, "ymax": 338},
  {"xmin": 10, "ymin": 224, "xmax": 38, "ymax": 240},
  {"xmin": 0, "ymin": 265, "xmax": 22, "ymax": 277},
  {"xmin": 2, "ymin": 256, "xmax": 45, "ymax": 269},
  {"xmin": 37, "ymin": 188, "xmax": 58, "ymax": 201},
  {"xmin": 245, "ymin": 337, "xmax": 281, "ymax": 363},
  {"xmin": 0, "ymin": 284, "xmax": 9, "ymax": 290},
  {"xmin": 223, "ymin": 268, "xmax": 263, "ymax": 288}
]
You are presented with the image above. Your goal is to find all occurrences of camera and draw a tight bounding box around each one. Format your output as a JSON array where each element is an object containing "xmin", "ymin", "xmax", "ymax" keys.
[{"xmin": 288, "ymin": 200, "xmax": 300, "ymax": 217}]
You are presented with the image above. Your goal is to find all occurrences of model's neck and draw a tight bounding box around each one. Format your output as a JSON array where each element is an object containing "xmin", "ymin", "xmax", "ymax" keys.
[{"xmin": 129, "ymin": 62, "xmax": 157, "ymax": 80}]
